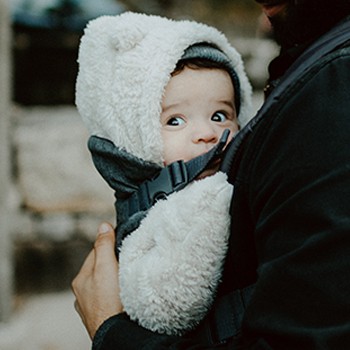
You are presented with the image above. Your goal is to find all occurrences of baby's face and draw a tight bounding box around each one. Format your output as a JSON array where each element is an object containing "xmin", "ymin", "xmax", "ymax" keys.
[{"xmin": 160, "ymin": 66, "xmax": 239, "ymax": 176}]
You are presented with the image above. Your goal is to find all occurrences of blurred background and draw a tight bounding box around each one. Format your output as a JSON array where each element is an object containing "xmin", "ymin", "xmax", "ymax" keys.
[{"xmin": 0, "ymin": 0, "xmax": 278, "ymax": 349}]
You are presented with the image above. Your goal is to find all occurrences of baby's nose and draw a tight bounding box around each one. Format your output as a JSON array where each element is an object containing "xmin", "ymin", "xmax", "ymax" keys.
[{"xmin": 193, "ymin": 125, "xmax": 218, "ymax": 144}]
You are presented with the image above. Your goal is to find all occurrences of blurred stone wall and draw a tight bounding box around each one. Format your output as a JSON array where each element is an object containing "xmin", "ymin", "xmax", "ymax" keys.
[{"xmin": 10, "ymin": 106, "xmax": 116, "ymax": 293}]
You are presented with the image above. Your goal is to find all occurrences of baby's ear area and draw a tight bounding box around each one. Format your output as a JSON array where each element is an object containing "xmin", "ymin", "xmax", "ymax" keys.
[
  {"xmin": 108, "ymin": 14, "xmax": 147, "ymax": 53},
  {"xmin": 82, "ymin": 13, "xmax": 146, "ymax": 54}
]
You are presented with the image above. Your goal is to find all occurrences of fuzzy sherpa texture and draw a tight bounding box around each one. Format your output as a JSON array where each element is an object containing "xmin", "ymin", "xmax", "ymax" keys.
[
  {"xmin": 119, "ymin": 172, "xmax": 233, "ymax": 335},
  {"xmin": 76, "ymin": 12, "xmax": 253, "ymax": 166}
]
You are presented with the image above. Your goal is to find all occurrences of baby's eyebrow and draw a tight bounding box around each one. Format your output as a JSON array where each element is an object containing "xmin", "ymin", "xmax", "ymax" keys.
[
  {"xmin": 161, "ymin": 103, "xmax": 178, "ymax": 113},
  {"xmin": 219, "ymin": 100, "xmax": 235, "ymax": 110},
  {"xmin": 161, "ymin": 100, "xmax": 186, "ymax": 114}
]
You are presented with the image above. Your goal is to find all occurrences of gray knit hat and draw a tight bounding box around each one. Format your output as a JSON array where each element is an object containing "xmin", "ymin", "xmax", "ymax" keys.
[{"xmin": 180, "ymin": 43, "xmax": 241, "ymax": 115}]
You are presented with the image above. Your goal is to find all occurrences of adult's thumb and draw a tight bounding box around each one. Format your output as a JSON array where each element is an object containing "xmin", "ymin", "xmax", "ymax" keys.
[
  {"xmin": 94, "ymin": 222, "xmax": 116, "ymax": 258},
  {"xmin": 98, "ymin": 222, "xmax": 114, "ymax": 236}
]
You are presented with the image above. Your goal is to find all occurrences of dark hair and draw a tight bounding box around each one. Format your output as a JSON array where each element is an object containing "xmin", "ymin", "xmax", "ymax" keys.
[
  {"xmin": 172, "ymin": 57, "xmax": 233, "ymax": 77},
  {"xmin": 171, "ymin": 44, "xmax": 242, "ymax": 115}
]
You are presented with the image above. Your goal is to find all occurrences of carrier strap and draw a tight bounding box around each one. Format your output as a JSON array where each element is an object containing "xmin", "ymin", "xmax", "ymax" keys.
[
  {"xmin": 213, "ymin": 285, "xmax": 255, "ymax": 342},
  {"xmin": 221, "ymin": 16, "xmax": 350, "ymax": 174}
]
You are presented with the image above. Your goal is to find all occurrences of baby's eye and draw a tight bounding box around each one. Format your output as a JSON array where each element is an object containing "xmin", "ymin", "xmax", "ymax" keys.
[
  {"xmin": 167, "ymin": 116, "xmax": 186, "ymax": 126},
  {"xmin": 211, "ymin": 111, "xmax": 228, "ymax": 123}
]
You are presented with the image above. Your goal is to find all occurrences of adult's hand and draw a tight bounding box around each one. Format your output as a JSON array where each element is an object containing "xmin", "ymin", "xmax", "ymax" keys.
[{"xmin": 72, "ymin": 222, "xmax": 123, "ymax": 339}]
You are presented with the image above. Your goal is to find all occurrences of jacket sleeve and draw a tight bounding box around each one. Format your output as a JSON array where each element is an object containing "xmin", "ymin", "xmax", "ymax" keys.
[
  {"xmin": 236, "ymin": 49, "xmax": 350, "ymax": 348},
  {"xmin": 93, "ymin": 313, "xmax": 237, "ymax": 350}
]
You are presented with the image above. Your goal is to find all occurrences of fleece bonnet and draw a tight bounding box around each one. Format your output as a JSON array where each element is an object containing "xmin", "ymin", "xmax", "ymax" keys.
[{"xmin": 76, "ymin": 12, "xmax": 252, "ymax": 166}]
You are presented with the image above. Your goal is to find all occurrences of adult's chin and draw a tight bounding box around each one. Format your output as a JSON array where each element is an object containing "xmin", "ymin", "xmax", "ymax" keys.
[{"xmin": 257, "ymin": 1, "xmax": 289, "ymax": 19}]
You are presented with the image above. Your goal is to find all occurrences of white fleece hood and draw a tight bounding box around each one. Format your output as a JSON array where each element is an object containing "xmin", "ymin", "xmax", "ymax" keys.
[{"xmin": 76, "ymin": 11, "xmax": 252, "ymax": 165}]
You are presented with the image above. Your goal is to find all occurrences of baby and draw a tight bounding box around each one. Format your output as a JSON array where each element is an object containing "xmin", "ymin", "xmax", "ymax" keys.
[{"xmin": 76, "ymin": 12, "xmax": 252, "ymax": 336}]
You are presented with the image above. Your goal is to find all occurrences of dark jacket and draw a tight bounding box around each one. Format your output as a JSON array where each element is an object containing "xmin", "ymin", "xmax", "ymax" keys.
[{"xmin": 92, "ymin": 17, "xmax": 350, "ymax": 350}]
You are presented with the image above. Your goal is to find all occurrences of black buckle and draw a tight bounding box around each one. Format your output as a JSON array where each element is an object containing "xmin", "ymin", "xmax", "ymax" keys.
[
  {"xmin": 144, "ymin": 160, "xmax": 189, "ymax": 204},
  {"xmin": 126, "ymin": 129, "xmax": 230, "ymax": 217}
]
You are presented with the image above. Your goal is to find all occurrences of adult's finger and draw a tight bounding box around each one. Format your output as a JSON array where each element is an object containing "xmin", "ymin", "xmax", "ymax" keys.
[{"xmin": 93, "ymin": 222, "xmax": 117, "ymax": 271}]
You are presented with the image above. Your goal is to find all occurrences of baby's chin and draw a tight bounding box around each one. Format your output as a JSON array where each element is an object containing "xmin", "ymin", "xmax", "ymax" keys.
[{"xmin": 196, "ymin": 162, "xmax": 220, "ymax": 180}]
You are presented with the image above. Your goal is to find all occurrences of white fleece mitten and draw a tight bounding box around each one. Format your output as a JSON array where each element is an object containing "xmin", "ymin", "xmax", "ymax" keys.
[{"xmin": 119, "ymin": 172, "xmax": 233, "ymax": 335}]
